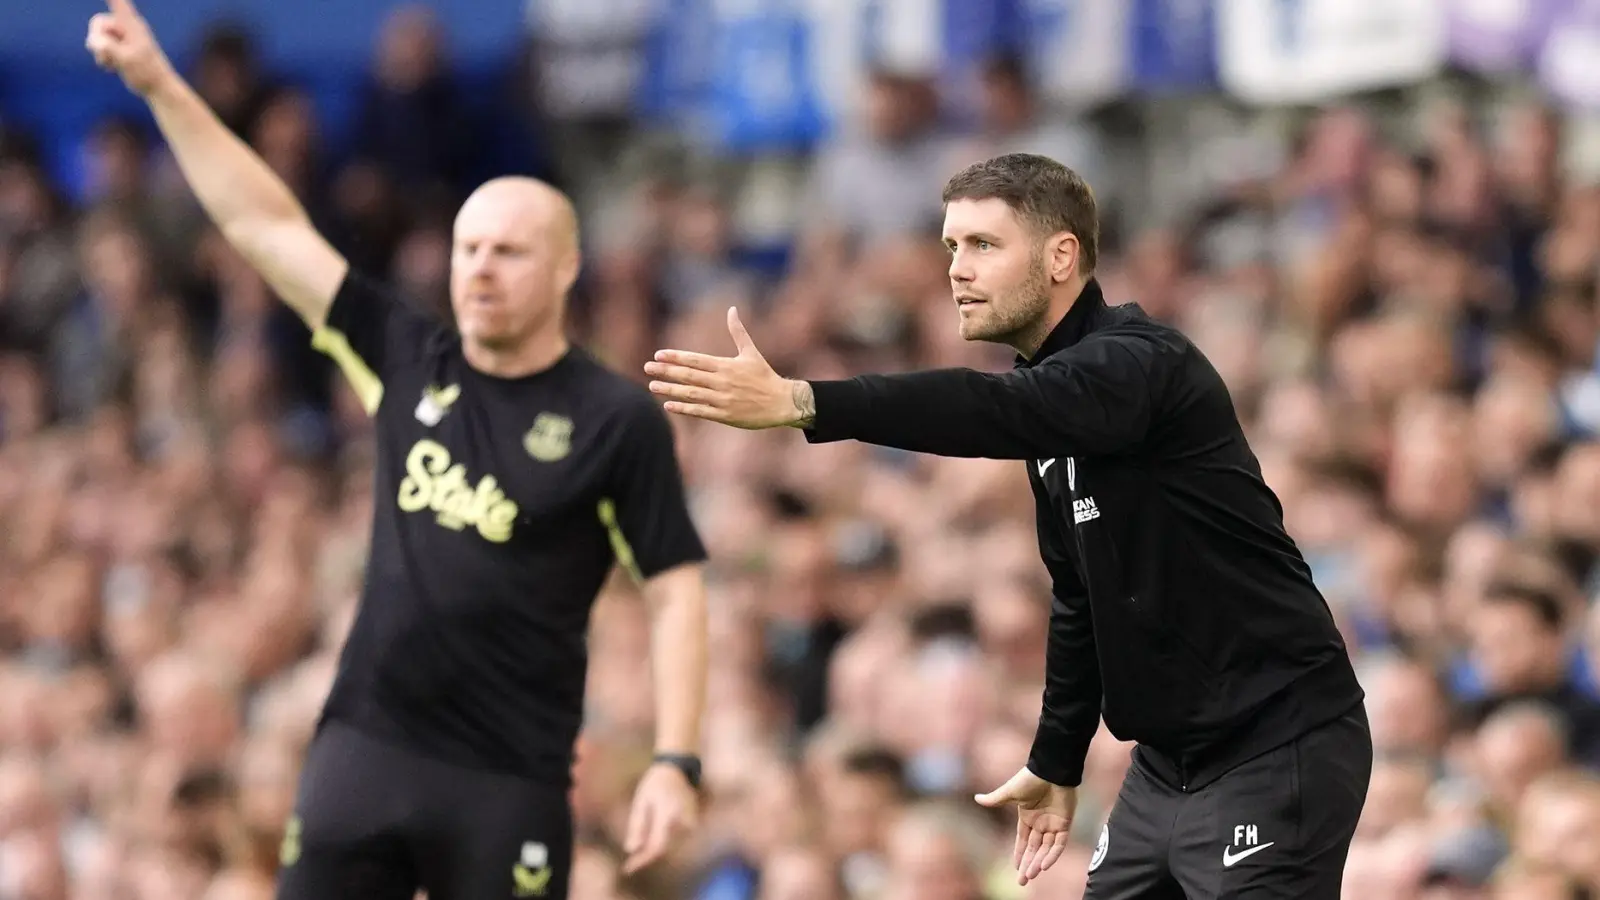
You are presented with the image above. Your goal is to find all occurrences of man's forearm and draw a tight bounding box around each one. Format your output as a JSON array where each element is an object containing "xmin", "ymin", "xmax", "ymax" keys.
[
  {"xmin": 797, "ymin": 334, "xmax": 1159, "ymax": 459},
  {"xmin": 143, "ymin": 71, "xmax": 346, "ymax": 328},
  {"xmin": 1028, "ymin": 594, "xmax": 1102, "ymax": 787},
  {"xmin": 801, "ymin": 370, "xmax": 1056, "ymax": 457},
  {"xmin": 644, "ymin": 566, "xmax": 708, "ymax": 755},
  {"xmin": 146, "ymin": 74, "xmax": 310, "ymax": 239}
]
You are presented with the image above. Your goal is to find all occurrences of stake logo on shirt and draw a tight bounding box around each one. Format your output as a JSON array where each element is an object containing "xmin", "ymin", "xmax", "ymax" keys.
[{"xmin": 397, "ymin": 439, "xmax": 520, "ymax": 542}]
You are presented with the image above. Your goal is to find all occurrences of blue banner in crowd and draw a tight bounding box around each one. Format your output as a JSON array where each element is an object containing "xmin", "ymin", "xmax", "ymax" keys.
[
  {"xmin": 837, "ymin": 0, "xmax": 1029, "ymax": 124},
  {"xmin": 941, "ymin": 0, "xmax": 1026, "ymax": 71},
  {"xmin": 939, "ymin": 0, "xmax": 1027, "ymax": 120},
  {"xmin": 1129, "ymin": 0, "xmax": 1218, "ymax": 90},
  {"xmin": 1018, "ymin": 0, "xmax": 1131, "ymax": 106},
  {"xmin": 1539, "ymin": 0, "xmax": 1600, "ymax": 109},
  {"xmin": 1, "ymin": 0, "xmax": 524, "ymax": 70},
  {"xmin": 637, "ymin": 0, "xmax": 718, "ymax": 122},
  {"xmin": 631, "ymin": 0, "xmax": 1215, "ymax": 142},
  {"xmin": 703, "ymin": 0, "xmax": 827, "ymax": 153},
  {"xmin": 1448, "ymin": 0, "xmax": 1571, "ymax": 73}
]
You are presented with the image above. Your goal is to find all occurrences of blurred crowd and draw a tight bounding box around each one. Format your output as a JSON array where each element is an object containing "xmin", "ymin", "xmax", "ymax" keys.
[{"xmin": 4, "ymin": 7, "xmax": 1600, "ymax": 900}]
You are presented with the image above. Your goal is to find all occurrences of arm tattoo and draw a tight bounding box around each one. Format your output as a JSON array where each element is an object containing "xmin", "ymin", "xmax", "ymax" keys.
[{"xmin": 790, "ymin": 380, "xmax": 816, "ymax": 429}]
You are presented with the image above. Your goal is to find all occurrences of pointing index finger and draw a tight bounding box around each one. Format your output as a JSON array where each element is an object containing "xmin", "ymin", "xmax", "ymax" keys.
[
  {"xmin": 107, "ymin": 0, "xmax": 140, "ymax": 19},
  {"xmin": 643, "ymin": 361, "xmax": 718, "ymax": 389}
]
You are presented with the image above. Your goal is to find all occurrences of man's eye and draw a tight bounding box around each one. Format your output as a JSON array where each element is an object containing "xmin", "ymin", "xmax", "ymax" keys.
[{"xmin": 977, "ymin": 240, "xmax": 992, "ymax": 251}]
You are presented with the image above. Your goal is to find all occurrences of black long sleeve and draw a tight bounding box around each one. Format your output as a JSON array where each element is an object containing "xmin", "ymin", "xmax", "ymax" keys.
[
  {"xmin": 1027, "ymin": 492, "xmax": 1102, "ymax": 787},
  {"xmin": 804, "ymin": 327, "xmax": 1180, "ymax": 460}
]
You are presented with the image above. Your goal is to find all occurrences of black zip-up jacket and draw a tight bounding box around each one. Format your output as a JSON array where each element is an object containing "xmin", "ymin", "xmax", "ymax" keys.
[{"xmin": 803, "ymin": 279, "xmax": 1363, "ymax": 792}]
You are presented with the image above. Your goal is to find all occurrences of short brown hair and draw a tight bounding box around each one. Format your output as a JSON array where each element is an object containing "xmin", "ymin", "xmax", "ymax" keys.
[{"xmin": 941, "ymin": 153, "xmax": 1099, "ymax": 274}]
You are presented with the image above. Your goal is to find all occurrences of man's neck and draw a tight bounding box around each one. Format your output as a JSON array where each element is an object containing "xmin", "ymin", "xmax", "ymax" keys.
[
  {"xmin": 1012, "ymin": 318, "xmax": 1056, "ymax": 360},
  {"xmin": 463, "ymin": 332, "xmax": 571, "ymax": 379},
  {"xmin": 1013, "ymin": 279, "xmax": 1088, "ymax": 360}
]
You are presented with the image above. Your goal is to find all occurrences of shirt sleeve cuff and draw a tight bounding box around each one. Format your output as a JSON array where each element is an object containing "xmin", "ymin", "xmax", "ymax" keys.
[
  {"xmin": 322, "ymin": 267, "xmax": 375, "ymax": 334},
  {"xmin": 1026, "ymin": 724, "xmax": 1091, "ymax": 787},
  {"xmin": 802, "ymin": 378, "xmax": 871, "ymax": 444}
]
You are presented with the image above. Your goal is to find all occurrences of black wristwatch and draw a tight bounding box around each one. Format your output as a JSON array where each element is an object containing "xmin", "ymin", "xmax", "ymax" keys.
[{"xmin": 653, "ymin": 753, "xmax": 703, "ymax": 789}]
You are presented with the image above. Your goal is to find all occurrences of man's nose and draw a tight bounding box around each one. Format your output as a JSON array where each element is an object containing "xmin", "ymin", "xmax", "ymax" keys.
[
  {"xmin": 465, "ymin": 250, "xmax": 494, "ymax": 276},
  {"xmin": 949, "ymin": 253, "xmax": 973, "ymax": 283}
]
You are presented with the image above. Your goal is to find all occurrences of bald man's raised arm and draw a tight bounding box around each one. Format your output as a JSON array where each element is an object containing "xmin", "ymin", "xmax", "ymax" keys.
[{"xmin": 144, "ymin": 68, "xmax": 346, "ymax": 329}]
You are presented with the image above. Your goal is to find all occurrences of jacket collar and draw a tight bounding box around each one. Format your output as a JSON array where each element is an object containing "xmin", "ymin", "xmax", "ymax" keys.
[{"xmin": 1015, "ymin": 278, "xmax": 1107, "ymax": 369}]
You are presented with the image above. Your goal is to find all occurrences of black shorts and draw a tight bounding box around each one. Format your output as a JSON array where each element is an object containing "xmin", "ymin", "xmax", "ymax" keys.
[
  {"xmin": 1085, "ymin": 704, "xmax": 1372, "ymax": 900},
  {"xmin": 276, "ymin": 720, "xmax": 574, "ymax": 900}
]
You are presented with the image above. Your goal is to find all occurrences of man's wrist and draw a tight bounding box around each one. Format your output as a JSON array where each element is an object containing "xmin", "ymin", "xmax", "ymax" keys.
[
  {"xmin": 1027, "ymin": 727, "xmax": 1088, "ymax": 787},
  {"xmin": 788, "ymin": 379, "xmax": 816, "ymax": 429},
  {"xmin": 1025, "ymin": 758, "xmax": 1080, "ymax": 789},
  {"xmin": 652, "ymin": 752, "xmax": 703, "ymax": 789},
  {"xmin": 142, "ymin": 64, "xmax": 186, "ymax": 105}
]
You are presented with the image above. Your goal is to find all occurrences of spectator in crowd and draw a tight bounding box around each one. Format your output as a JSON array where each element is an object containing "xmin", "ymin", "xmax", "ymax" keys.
[
  {"xmin": 188, "ymin": 24, "xmax": 270, "ymax": 142},
  {"xmin": 1464, "ymin": 583, "xmax": 1600, "ymax": 765},
  {"xmin": 353, "ymin": 5, "xmax": 471, "ymax": 195},
  {"xmin": 803, "ymin": 67, "xmax": 955, "ymax": 242}
]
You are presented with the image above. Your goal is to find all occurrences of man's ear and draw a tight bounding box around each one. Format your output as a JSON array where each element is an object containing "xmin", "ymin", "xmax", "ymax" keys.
[
  {"xmin": 1049, "ymin": 233, "xmax": 1079, "ymax": 284},
  {"xmin": 558, "ymin": 250, "xmax": 582, "ymax": 295}
]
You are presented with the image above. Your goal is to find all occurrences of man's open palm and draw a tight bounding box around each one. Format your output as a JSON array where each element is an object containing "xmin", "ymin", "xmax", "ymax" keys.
[
  {"xmin": 975, "ymin": 767, "xmax": 1079, "ymax": 886},
  {"xmin": 646, "ymin": 307, "xmax": 806, "ymax": 429}
]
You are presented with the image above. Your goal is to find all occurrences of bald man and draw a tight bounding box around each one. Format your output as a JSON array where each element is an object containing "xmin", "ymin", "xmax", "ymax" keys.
[{"xmin": 88, "ymin": 4, "xmax": 711, "ymax": 899}]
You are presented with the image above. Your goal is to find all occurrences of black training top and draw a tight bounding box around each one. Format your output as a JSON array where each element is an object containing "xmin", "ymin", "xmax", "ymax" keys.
[
  {"xmin": 803, "ymin": 278, "xmax": 1363, "ymax": 793},
  {"xmin": 311, "ymin": 270, "xmax": 707, "ymax": 783}
]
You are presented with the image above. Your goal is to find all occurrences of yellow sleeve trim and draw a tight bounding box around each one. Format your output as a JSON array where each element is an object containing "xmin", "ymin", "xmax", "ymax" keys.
[
  {"xmin": 597, "ymin": 498, "xmax": 644, "ymax": 584},
  {"xmin": 311, "ymin": 327, "xmax": 384, "ymax": 416}
]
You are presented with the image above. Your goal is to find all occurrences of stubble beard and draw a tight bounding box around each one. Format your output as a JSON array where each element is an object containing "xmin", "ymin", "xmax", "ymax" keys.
[
  {"xmin": 962, "ymin": 250, "xmax": 1052, "ymax": 350},
  {"xmin": 459, "ymin": 294, "xmax": 556, "ymax": 355}
]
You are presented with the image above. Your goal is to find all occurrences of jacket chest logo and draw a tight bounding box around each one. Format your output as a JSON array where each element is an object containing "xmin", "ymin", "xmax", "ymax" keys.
[
  {"xmin": 1039, "ymin": 457, "xmax": 1099, "ymax": 525},
  {"xmin": 1073, "ymin": 497, "xmax": 1100, "ymax": 524},
  {"xmin": 523, "ymin": 412, "xmax": 574, "ymax": 462},
  {"xmin": 415, "ymin": 383, "xmax": 460, "ymax": 426},
  {"xmin": 1037, "ymin": 457, "xmax": 1077, "ymax": 491}
]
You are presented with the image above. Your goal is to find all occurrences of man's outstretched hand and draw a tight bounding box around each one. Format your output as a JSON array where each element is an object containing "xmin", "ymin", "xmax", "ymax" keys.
[
  {"xmin": 646, "ymin": 307, "xmax": 814, "ymax": 429},
  {"xmin": 975, "ymin": 767, "xmax": 1079, "ymax": 886}
]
